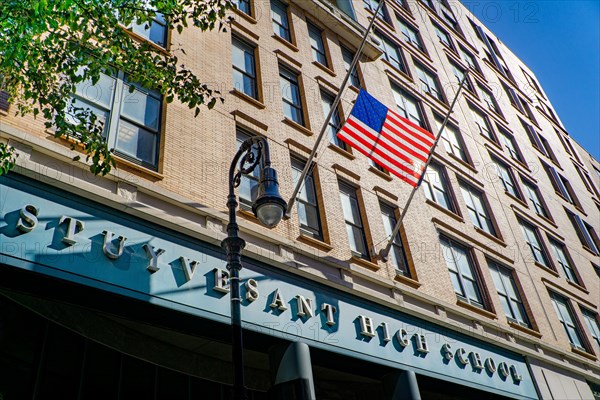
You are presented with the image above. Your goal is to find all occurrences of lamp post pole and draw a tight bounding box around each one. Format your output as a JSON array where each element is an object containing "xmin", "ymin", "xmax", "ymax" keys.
[{"xmin": 222, "ymin": 137, "xmax": 287, "ymax": 400}]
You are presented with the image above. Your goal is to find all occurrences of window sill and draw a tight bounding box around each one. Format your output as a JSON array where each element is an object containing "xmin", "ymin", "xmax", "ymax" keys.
[
  {"xmin": 504, "ymin": 190, "xmax": 528, "ymax": 208},
  {"xmin": 425, "ymin": 199, "xmax": 463, "ymax": 223},
  {"xmin": 446, "ymin": 152, "xmax": 478, "ymax": 174},
  {"xmin": 382, "ymin": 59, "xmax": 413, "ymax": 84},
  {"xmin": 473, "ymin": 226, "xmax": 506, "ymax": 247},
  {"xmin": 566, "ymin": 279, "xmax": 589, "ymax": 295},
  {"xmin": 312, "ymin": 61, "xmax": 336, "ymax": 77},
  {"xmin": 394, "ymin": 272, "xmax": 421, "ymax": 289},
  {"xmin": 571, "ymin": 346, "xmax": 597, "ymax": 362},
  {"xmin": 272, "ymin": 34, "xmax": 299, "ymax": 52},
  {"xmin": 239, "ymin": 208, "xmax": 259, "ymax": 222},
  {"xmin": 121, "ymin": 25, "xmax": 170, "ymax": 55},
  {"xmin": 456, "ymin": 299, "xmax": 497, "ymax": 320},
  {"xmin": 328, "ymin": 143, "xmax": 355, "ymax": 160},
  {"xmin": 350, "ymin": 255, "xmax": 380, "ymax": 271},
  {"xmin": 282, "ymin": 117, "xmax": 312, "ymax": 136},
  {"xmin": 534, "ymin": 261, "xmax": 560, "ymax": 278},
  {"xmin": 582, "ymin": 245, "xmax": 600, "ymax": 257},
  {"xmin": 113, "ymin": 155, "xmax": 164, "ymax": 180},
  {"xmin": 537, "ymin": 213, "xmax": 558, "ymax": 229},
  {"xmin": 232, "ymin": 7, "xmax": 257, "ymax": 24},
  {"xmin": 231, "ymin": 89, "xmax": 266, "ymax": 109},
  {"xmin": 507, "ymin": 320, "xmax": 542, "ymax": 339},
  {"xmin": 368, "ymin": 165, "xmax": 393, "ymax": 181},
  {"xmin": 348, "ymin": 84, "xmax": 361, "ymax": 94},
  {"xmin": 297, "ymin": 233, "xmax": 333, "ymax": 251}
]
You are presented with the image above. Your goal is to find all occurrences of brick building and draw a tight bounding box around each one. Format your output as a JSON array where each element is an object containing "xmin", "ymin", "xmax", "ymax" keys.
[{"xmin": 0, "ymin": 0, "xmax": 598, "ymax": 399}]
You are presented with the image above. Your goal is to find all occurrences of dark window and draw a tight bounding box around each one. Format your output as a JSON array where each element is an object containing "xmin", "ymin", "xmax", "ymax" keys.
[
  {"xmin": 539, "ymin": 134, "xmax": 559, "ymax": 165},
  {"xmin": 376, "ymin": 32, "xmax": 404, "ymax": 72},
  {"xmin": 522, "ymin": 180, "xmax": 549, "ymax": 219},
  {"xmin": 498, "ymin": 128, "xmax": 523, "ymax": 163},
  {"xmin": 422, "ymin": 162, "xmax": 454, "ymax": 211},
  {"xmin": 519, "ymin": 219, "xmax": 550, "ymax": 267},
  {"xmin": 545, "ymin": 164, "xmax": 581, "ymax": 208},
  {"xmin": 321, "ymin": 91, "xmax": 344, "ymax": 149},
  {"xmin": 440, "ymin": 236, "xmax": 485, "ymax": 308},
  {"xmin": 574, "ymin": 163, "xmax": 600, "ymax": 197},
  {"xmin": 233, "ymin": 0, "xmax": 251, "ymax": 15},
  {"xmin": 291, "ymin": 157, "xmax": 323, "ymax": 240},
  {"xmin": 450, "ymin": 62, "xmax": 471, "ymax": 91},
  {"xmin": 416, "ymin": 64, "xmax": 443, "ymax": 101},
  {"xmin": 341, "ymin": 46, "xmax": 360, "ymax": 87},
  {"xmin": 391, "ymin": 84, "xmax": 424, "ymax": 127},
  {"xmin": 582, "ymin": 309, "xmax": 600, "ymax": 353},
  {"xmin": 364, "ymin": 0, "xmax": 390, "ymax": 22},
  {"xmin": 433, "ymin": 23, "xmax": 452, "ymax": 49},
  {"xmin": 339, "ymin": 181, "xmax": 370, "ymax": 259},
  {"xmin": 566, "ymin": 211, "xmax": 600, "ymax": 255},
  {"xmin": 461, "ymin": 183, "xmax": 496, "ymax": 236},
  {"xmin": 493, "ymin": 158, "xmax": 521, "ymax": 199},
  {"xmin": 68, "ymin": 71, "xmax": 162, "ymax": 169},
  {"xmin": 130, "ymin": 13, "xmax": 167, "ymax": 47},
  {"xmin": 236, "ymin": 130, "xmax": 260, "ymax": 208},
  {"xmin": 549, "ymin": 292, "xmax": 586, "ymax": 351},
  {"xmin": 271, "ymin": 0, "xmax": 291, "ymax": 42},
  {"xmin": 549, "ymin": 239, "xmax": 579, "ymax": 284},
  {"xmin": 307, "ymin": 21, "xmax": 328, "ymax": 66},
  {"xmin": 489, "ymin": 261, "xmax": 530, "ymax": 327},
  {"xmin": 279, "ymin": 65, "xmax": 304, "ymax": 125},
  {"xmin": 232, "ymin": 36, "xmax": 257, "ymax": 99},
  {"xmin": 477, "ymin": 85, "xmax": 500, "ymax": 114},
  {"xmin": 460, "ymin": 47, "xmax": 479, "ymax": 72},
  {"xmin": 380, "ymin": 202, "xmax": 410, "ymax": 276}
]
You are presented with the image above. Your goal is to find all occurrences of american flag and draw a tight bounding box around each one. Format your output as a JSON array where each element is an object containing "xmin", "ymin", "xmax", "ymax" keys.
[{"xmin": 337, "ymin": 89, "xmax": 435, "ymax": 187}]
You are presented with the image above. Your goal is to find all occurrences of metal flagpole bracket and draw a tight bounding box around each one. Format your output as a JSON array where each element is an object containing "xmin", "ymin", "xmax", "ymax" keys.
[{"xmin": 378, "ymin": 71, "xmax": 470, "ymax": 262}]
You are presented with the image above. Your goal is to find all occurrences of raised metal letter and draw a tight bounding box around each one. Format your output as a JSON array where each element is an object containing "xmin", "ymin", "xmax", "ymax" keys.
[
  {"xmin": 59, "ymin": 216, "xmax": 84, "ymax": 245},
  {"xmin": 321, "ymin": 303, "xmax": 337, "ymax": 326},
  {"xmin": 269, "ymin": 289, "xmax": 288, "ymax": 311},
  {"xmin": 102, "ymin": 230, "xmax": 127, "ymax": 259},
  {"xmin": 245, "ymin": 279, "xmax": 259, "ymax": 302},
  {"xmin": 358, "ymin": 315, "xmax": 376, "ymax": 337},
  {"xmin": 17, "ymin": 205, "xmax": 39, "ymax": 233},
  {"xmin": 143, "ymin": 244, "xmax": 165, "ymax": 273},
  {"xmin": 213, "ymin": 268, "xmax": 230, "ymax": 293}
]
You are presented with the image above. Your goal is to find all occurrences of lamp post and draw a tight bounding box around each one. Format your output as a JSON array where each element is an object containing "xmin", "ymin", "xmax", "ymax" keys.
[{"xmin": 222, "ymin": 136, "xmax": 287, "ymax": 400}]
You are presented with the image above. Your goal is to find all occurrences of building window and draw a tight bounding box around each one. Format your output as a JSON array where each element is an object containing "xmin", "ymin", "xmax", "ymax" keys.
[
  {"xmin": 450, "ymin": 62, "xmax": 471, "ymax": 91},
  {"xmin": 291, "ymin": 157, "xmax": 323, "ymax": 240},
  {"xmin": 321, "ymin": 91, "xmax": 344, "ymax": 149},
  {"xmin": 522, "ymin": 180, "xmax": 549, "ymax": 219},
  {"xmin": 549, "ymin": 292, "xmax": 586, "ymax": 351},
  {"xmin": 233, "ymin": 0, "xmax": 251, "ymax": 15},
  {"xmin": 339, "ymin": 181, "xmax": 370, "ymax": 259},
  {"xmin": 437, "ymin": 118, "xmax": 467, "ymax": 162},
  {"xmin": 369, "ymin": 158, "xmax": 386, "ymax": 173},
  {"xmin": 519, "ymin": 219, "xmax": 550, "ymax": 267},
  {"xmin": 489, "ymin": 261, "xmax": 530, "ymax": 327},
  {"xmin": 391, "ymin": 84, "xmax": 424, "ymax": 127},
  {"xmin": 433, "ymin": 23, "xmax": 452, "ymax": 49},
  {"xmin": 423, "ymin": 162, "xmax": 454, "ymax": 211},
  {"xmin": 460, "ymin": 47, "xmax": 479, "ymax": 71},
  {"xmin": 574, "ymin": 163, "xmax": 600, "ymax": 197},
  {"xmin": 544, "ymin": 164, "xmax": 581, "ymax": 208},
  {"xmin": 521, "ymin": 121, "xmax": 546, "ymax": 155},
  {"xmin": 581, "ymin": 309, "xmax": 600, "ymax": 353},
  {"xmin": 398, "ymin": 18, "xmax": 423, "ymax": 51},
  {"xmin": 478, "ymin": 85, "xmax": 500, "ymax": 114},
  {"xmin": 460, "ymin": 183, "xmax": 496, "ymax": 236},
  {"xmin": 416, "ymin": 64, "xmax": 443, "ymax": 101},
  {"xmin": 307, "ymin": 21, "xmax": 328, "ymax": 66},
  {"xmin": 129, "ymin": 13, "xmax": 167, "ymax": 47},
  {"xmin": 566, "ymin": 211, "xmax": 600, "ymax": 255},
  {"xmin": 341, "ymin": 46, "xmax": 360, "ymax": 87},
  {"xmin": 376, "ymin": 32, "xmax": 404, "ymax": 72},
  {"xmin": 522, "ymin": 68, "xmax": 543, "ymax": 97},
  {"xmin": 380, "ymin": 202, "xmax": 410, "ymax": 276},
  {"xmin": 470, "ymin": 107, "xmax": 494, "ymax": 140},
  {"xmin": 271, "ymin": 0, "xmax": 291, "ymax": 42},
  {"xmin": 69, "ymin": 71, "xmax": 162, "ymax": 169},
  {"xmin": 279, "ymin": 65, "xmax": 304, "ymax": 125},
  {"xmin": 538, "ymin": 134, "xmax": 559, "ymax": 165},
  {"xmin": 236, "ymin": 130, "xmax": 260, "ymax": 208},
  {"xmin": 498, "ymin": 128, "xmax": 523, "ymax": 163},
  {"xmin": 232, "ymin": 36, "xmax": 257, "ymax": 99},
  {"xmin": 364, "ymin": 0, "xmax": 390, "ymax": 22},
  {"xmin": 440, "ymin": 236, "xmax": 485, "ymax": 308},
  {"xmin": 549, "ymin": 239, "xmax": 579, "ymax": 284},
  {"xmin": 492, "ymin": 158, "xmax": 521, "ymax": 199}
]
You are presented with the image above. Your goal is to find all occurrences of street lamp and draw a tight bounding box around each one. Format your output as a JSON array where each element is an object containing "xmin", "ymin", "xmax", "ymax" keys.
[{"xmin": 221, "ymin": 136, "xmax": 287, "ymax": 400}]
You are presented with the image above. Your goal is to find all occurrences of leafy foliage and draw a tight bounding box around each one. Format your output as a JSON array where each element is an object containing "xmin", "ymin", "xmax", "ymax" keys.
[
  {"xmin": 0, "ymin": 142, "xmax": 18, "ymax": 175},
  {"xmin": 0, "ymin": 0, "xmax": 232, "ymax": 175}
]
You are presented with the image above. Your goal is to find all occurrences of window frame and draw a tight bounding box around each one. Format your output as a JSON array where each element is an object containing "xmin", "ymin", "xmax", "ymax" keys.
[
  {"xmin": 341, "ymin": 46, "xmax": 361, "ymax": 87},
  {"xmin": 522, "ymin": 179, "xmax": 550, "ymax": 220},
  {"xmin": 488, "ymin": 261, "xmax": 531, "ymax": 328},
  {"xmin": 460, "ymin": 182, "xmax": 497, "ymax": 237},
  {"xmin": 433, "ymin": 22, "xmax": 453, "ymax": 50},
  {"xmin": 320, "ymin": 90, "xmax": 345, "ymax": 149},
  {"xmin": 470, "ymin": 106, "xmax": 496, "ymax": 141},
  {"xmin": 440, "ymin": 236, "xmax": 486, "ymax": 309},
  {"xmin": 497, "ymin": 128, "xmax": 524, "ymax": 163},
  {"xmin": 380, "ymin": 201, "xmax": 410, "ymax": 276},
  {"xmin": 398, "ymin": 17, "xmax": 424, "ymax": 51},
  {"xmin": 339, "ymin": 180, "xmax": 371, "ymax": 260},
  {"xmin": 391, "ymin": 83, "xmax": 425, "ymax": 127},
  {"xmin": 518, "ymin": 219, "xmax": 551, "ymax": 268},
  {"xmin": 437, "ymin": 117, "xmax": 468, "ymax": 163},
  {"xmin": 291, "ymin": 156, "xmax": 324, "ymax": 241},
  {"xmin": 307, "ymin": 20, "xmax": 329, "ymax": 67},
  {"xmin": 233, "ymin": 0, "xmax": 252, "ymax": 16},
  {"xmin": 549, "ymin": 239, "xmax": 580, "ymax": 285},
  {"xmin": 492, "ymin": 157, "xmax": 522, "ymax": 199},
  {"xmin": 422, "ymin": 162, "xmax": 455, "ymax": 212},
  {"xmin": 279, "ymin": 65, "xmax": 305, "ymax": 126},
  {"xmin": 415, "ymin": 63, "xmax": 443, "ymax": 102},
  {"xmin": 549, "ymin": 291, "xmax": 587, "ymax": 351},
  {"xmin": 376, "ymin": 31, "xmax": 405, "ymax": 72},
  {"xmin": 566, "ymin": 210, "xmax": 600, "ymax": 255},
  {"xmin": 271, "ymin": 0, "xmax": 292, "ymax": 43},
  {"xmin": 235, "ymin": 129, "xmax": 261, "ymax": 209},
  {"xmin": 581, "ymin": 308, "xmax": 600, "ymax": 354},
  {"xmin": 232, "ymin": 35, "xmax": 258, "ymax": 100}
]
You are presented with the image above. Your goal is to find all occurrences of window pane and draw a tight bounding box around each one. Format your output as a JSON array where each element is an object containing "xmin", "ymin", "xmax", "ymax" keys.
[
  {"xmin": 75, "ymin": 72, "xmax": 116, "ymax": 109},
  {"xmin": 115, "ymin": 120, "xmax": 157, "ymax": 164},
  {"xmin": 121, "ymin": 87, "xmax": 161, "ymax": 130}
]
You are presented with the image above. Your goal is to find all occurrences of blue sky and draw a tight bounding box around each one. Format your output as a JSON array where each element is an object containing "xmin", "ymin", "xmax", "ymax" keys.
[{"xmin": 460, "ymin": 0, "xmax": 600, "ymax": 159}]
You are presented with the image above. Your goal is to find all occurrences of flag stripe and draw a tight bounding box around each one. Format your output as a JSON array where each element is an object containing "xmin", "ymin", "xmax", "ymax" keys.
[
  {"xmin": 381, "ymin": 122, "xmax": 431, "ymax": 160},
  {"xmin": 387, "ymin": 110, "xmax": 435, "ymax": 145},
  {"xmin": 346, "ymin": 117, "xmax": 429, "ymax": 166}
]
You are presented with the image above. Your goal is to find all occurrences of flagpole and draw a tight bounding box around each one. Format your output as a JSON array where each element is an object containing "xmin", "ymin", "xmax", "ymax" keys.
[
  {"xmin": 378, "ymin": 72, "xmax": 469, "ymax": 261},
  {"xmin": 284, "ymin": 0, "xmax": 386, "ymax": 218}
]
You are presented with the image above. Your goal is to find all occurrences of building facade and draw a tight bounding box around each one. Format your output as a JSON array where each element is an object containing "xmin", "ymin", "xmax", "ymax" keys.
[{"xmin": 0, "ymin": 0, "xmax": 599, "ymax": 399}]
